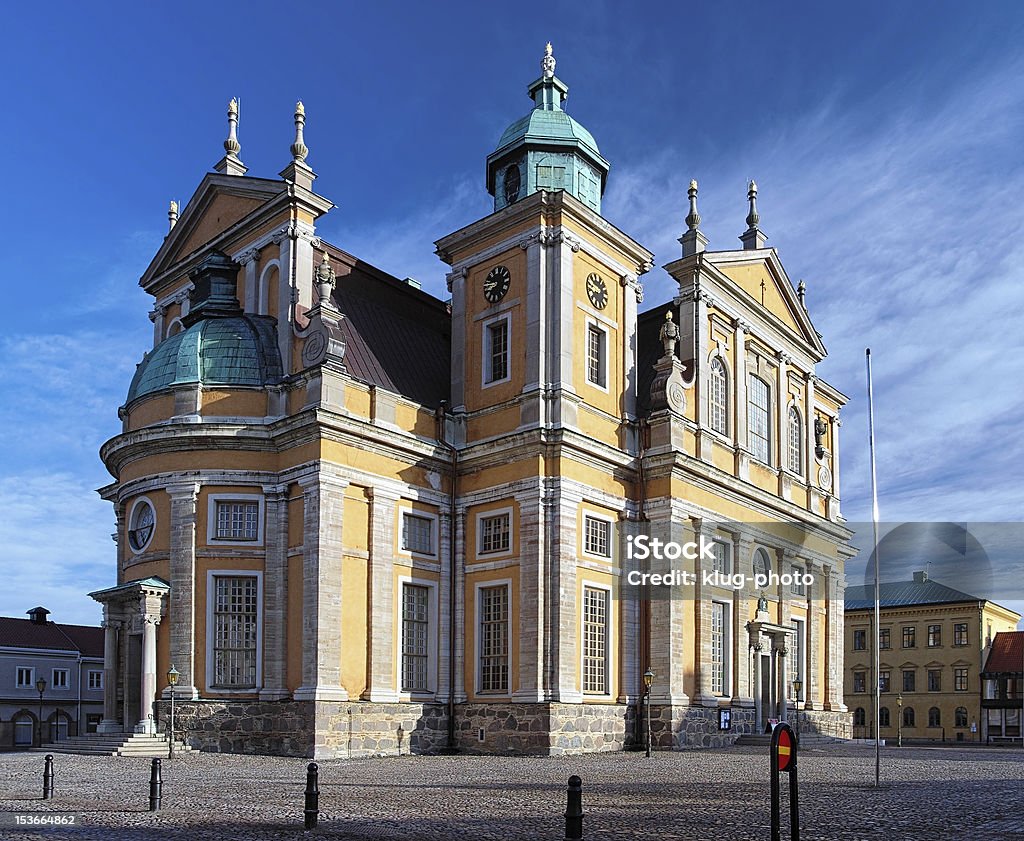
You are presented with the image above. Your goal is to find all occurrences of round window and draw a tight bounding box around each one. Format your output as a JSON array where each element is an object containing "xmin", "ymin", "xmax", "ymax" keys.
[{"xmin": 128, "ymin": 499, "xmax": 155, "ymax": 553}]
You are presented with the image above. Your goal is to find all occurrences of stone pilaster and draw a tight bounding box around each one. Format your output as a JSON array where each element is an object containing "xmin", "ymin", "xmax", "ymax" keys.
[
  {"xmin": 364, "ymin": 487, "xmax": 399, "ymax": 702},
  {"xmin": 447, "ymin": 268, "xmax": 467, "ymax": 413},
  {"xmin": 646, "ymin": 499, "xmax": 689, "ymax": 705},
  {"xmin": 167, "ymin": 481, "xmax": 200, "ymax": 700},
  {"xmin": 552, "ymin": 488, "xmax": 580, "ymax": 702},
  {"xmin": 452, "ymin": 507, "xmax": 467, "ymax": 703},
  {"xmin": 733, "ymin": 320, "xmax": 749, "ymax": 478},
  {"xmin": 804, "ymin": 374, "xmax": 816, "ymax": 487},
  {"xmin": 806, "ymin": 560, "xmax": 823, "ymax": 710},
  {"xmin": 514, "ymin": 486, "xmax": 547, "ymax": 701},
  {"xmin": 260, "ymin": 485, "xmax": 289, "ymax": 701},
  {"xmin": 618, "ymin": 513, "xmax": 642, "ymax": 704},
  {"xmin": 692, "ymin": 517, "xmax": 716, "ymax": 705},
  {"xmin": 733, "ymin": 533, "xmax": 755, "ymax": 704},
  {"xmin": 436, "ymin": 507, "xmax": 453, "ymax": 705}
]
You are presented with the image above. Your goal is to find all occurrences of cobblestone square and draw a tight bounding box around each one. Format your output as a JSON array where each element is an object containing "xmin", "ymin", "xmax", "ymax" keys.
[{"xmin": 2, "ymin": 744, "xmax": 1023, "ymax": 840}]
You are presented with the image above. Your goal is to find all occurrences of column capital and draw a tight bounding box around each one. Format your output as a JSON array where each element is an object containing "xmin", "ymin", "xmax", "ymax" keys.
[{"xmin": 166, "ymin": 481, "xmax": 201, "ymax": 501}]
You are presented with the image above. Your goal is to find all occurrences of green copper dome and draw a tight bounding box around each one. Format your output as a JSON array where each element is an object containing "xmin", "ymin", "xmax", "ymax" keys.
[{"xmin": 494, "ymin": 108, "xmax": 602, "ymax": 160}]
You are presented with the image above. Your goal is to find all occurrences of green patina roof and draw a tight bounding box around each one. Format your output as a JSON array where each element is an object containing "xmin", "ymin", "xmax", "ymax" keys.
[
  {"xmin": 494, "ymin": 107, "xmax": 602, "ymax": 158},
  {"xmin": 126, "ymin": 315, "xmax": 282, "ymax": 404}
]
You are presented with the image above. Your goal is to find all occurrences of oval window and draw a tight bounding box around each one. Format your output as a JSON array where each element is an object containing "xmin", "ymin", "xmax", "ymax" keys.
[{"xmin": 128, "ymin": 499, "xmax": 155, "ymax": 553}]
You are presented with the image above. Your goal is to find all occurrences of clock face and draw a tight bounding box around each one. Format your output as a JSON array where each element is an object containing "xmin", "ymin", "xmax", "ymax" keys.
[
  {"xmin": 586, "ymin": 272, "xmax": 608, "ymax": 309},
  {"xmin": 483, "ymin": 265, "xmax": 511, "ymax": 303}
]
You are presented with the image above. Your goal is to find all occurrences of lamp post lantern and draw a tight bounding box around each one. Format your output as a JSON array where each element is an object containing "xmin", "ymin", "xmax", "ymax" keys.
[
  {"xmin": 35, "ymin": 678, "xmax": 46, "ymax": 747},
  {"xmin": 167, "ymin": 665, "xmax": 179, "ymax": 758},
  {"xmin": 897, "ymin": 693, "xmax": 903, "ymax": 748},
  {"xmin": 792, "ymin": 678, "xmax": 803, "ymax": 740},
  {"xmin": 643, "ymin": 668, "xmax": 654, "ymax": 758}
]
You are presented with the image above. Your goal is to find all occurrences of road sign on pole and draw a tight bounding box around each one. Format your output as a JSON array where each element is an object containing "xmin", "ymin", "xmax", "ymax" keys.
[{"xmin": 770, "ymin": 722, "xmax": 800, "ymax": 841}]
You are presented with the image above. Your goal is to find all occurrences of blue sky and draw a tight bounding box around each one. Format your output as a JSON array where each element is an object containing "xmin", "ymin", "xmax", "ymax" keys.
[{"xmin": 0, "ymin": 1, "xmax": 1022, "ymax": 626}]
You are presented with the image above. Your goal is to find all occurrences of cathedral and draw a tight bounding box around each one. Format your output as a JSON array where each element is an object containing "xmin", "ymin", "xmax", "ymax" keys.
[{"xmin": 91, "ymin": 45, "xmax": 853, "ymax": 758}]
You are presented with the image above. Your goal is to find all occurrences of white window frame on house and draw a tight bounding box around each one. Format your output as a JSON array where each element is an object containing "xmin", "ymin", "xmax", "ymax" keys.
[
  {"xmin": 205, "ymin": 570, "xmax": 263, "ymax": 693},
  {"xmin": 476, "ymin": 507, "xmax": 513, "ymax": 557},
  {"xmin": 475, "ymin": 579, "xmax": 511, "ymax": 695},
  {"xmin": 481, "ymin": 313, "xmax": 512, "ymax": 388},
  {"xmin": 711, "ymin": 600, "xmax": 731, "ymax": 696},
  {"xmin": 400, "ymin": 509, "xmax": 438, "ymax": 558},
  {"xmin": 15, "ymin": 666, "xmax": 34, "ymax": 688},
  {"xmin": 206, "ymin": 493, "xmax": 264, "ymax": 546},
  {"xmin": 127, "ymin": 495, "xmax": 156, "ymax": 555},
  {"xmin": 581, "ymin": 583, "xmax": 612, "ymax": 696},
  {"xmin": 753, "ymin": 547, "xmax": 772, "ymax": 578},
  {"xmin": 711, "ymin": 540, "xmax": 731, "ymax": 576},
  {"xmin": 51, "ymin": 668, "xmax": 70, "ymax": 691},
  {"xmin": 397, "ymin": 576, "xmax": 438, "ymax": 697},
  {"xmin": 791, "ymin": 564, "xmax": 805, "ymax": 596},
  {"xmin": 87, "ymin": 670, "xmax": 104, "ymax": 690},
  {"xmin": 585, "ymin": 320, "xmax": 608, "ymax": 391},
  {"xmin": 582, "ymin": 512, "xmax": 614, "ymax": 560},
  {"xmin": 787, "ymin": 406, "xmax": 802, "ymax": 474},
  {"xmin": 789, "ymin": 618, "xmax": 805, "ymax": 700},
  {"xmin": 747, "ymin": 374, "xmax": 771, "ymax": 463},
  {"xmin": 708, "ymin": 356, "xmax": 729, "ymax": 435}
]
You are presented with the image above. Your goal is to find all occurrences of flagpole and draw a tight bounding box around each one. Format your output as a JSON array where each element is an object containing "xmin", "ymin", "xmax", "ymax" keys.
[{"xmin": 866, "ymin": 348, "xmax": 882, "ymax": 787}]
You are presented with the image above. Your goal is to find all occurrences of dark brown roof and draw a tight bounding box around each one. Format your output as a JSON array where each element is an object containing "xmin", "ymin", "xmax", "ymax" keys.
[
  {"xmin": 0, "ymin": 616, "xmax": 103, "ymax": 658},
  {"xmin": 983, "ymin": 631, "xmax": 1024, "ymax": 676}
]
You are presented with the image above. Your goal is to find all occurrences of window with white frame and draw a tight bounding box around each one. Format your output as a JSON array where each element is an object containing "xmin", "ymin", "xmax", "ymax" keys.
[
  {"xmin": 128, "ymin": 497, "xmax": 155, "ymax": 553},
  {"xmin": 483, "ymin": 316, "xmax": 510, "ymax": 385},
  {"xmin": 789, "ymin": 618, "xmax": 805, "ymax": 698},
  {"xmin": 711, "ymin": 540, "xmax": 731, "ymax": 575},
  {"xmin": 479, "ymin": 585, "xmax": 509, "ymax": 693},
  {"xmin": 787, "ymin": 407, "xmax": 802, "ymax": 473},
  {"xmin": 51, "ymin": 669, "xmax": 69, "ymax": 690},
  {"xmin": 479, "ymin": 511, "xmax": 511, "ymax": 555},
  {"xmin": 711, "ymin": 601, "xmax": 730, "ymax": 695},
  {"xmin": 212, "ymin": 575, "xmax": 259, "ymax": 688},
  {"xmin": 747, "ymin": 375, "xmax": 771, "ymax": 463},
  {"xmin": 216, "ymin": 500, "xmax": 259, "ymax": 541},
  {"xmin": 586, "ymin": 323, "xmax": 607, "ymax": 388},
  {"xmin": 709, "ymin": 357, "xmax": 728, "ymax": 434},
  {"xmin": 401, "ymin": 512, "xmax": 436, "ymax": 556},
  {"xmin": 87, "ymin": 670, "xmax": 103, "ymax": 690},
  {"xmin": 582, "ymin": 586, "xmax": 609, "ymax": 694},
  {"xmin": 401, "ymin": 583, "xmax": 430, "ymax": 693},
  {"xmin": 753, "ymin": 547, "xmax": 772, "ymax": 578},
  {"xmin": 583, "ymin": 514, "xmax": 612, "ymax": 558},
  {"xmin": 791, "ymin": 565, "xmax": 805, "ymax": 596},
  {"xmin": 16, "ymin": 666, "xmax": 33, "ymax": 688}
]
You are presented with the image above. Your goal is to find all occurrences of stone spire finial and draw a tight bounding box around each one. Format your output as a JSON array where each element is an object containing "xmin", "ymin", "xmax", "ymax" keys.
[
  {"xmin": 214, "ymin": 97, "xmax": 248, "ymax": 176},
  {"xmin": 739, "ymin": 179, "xmax": 767, "ymax": 250},
  {"xmin": 291, "ymin": 101, "xmax": 308, "ymax": 162},
  {"xmin": 315, "ymin": 249, "xmax": 336, "ymax": 303},
  {"xmin": 679, "ymin": 178, "xmax": 708, "ymax": 257},
  {"xmin": 541, "ymin": 42, "xmax": 556, "ymax": 78},
  {"xmin": 797, "ymin": 280, "xmax": 806, "ymax": 307},
  {"xmin": 168, "ymin": 200, "xmax": 179, "ymax": 232}
]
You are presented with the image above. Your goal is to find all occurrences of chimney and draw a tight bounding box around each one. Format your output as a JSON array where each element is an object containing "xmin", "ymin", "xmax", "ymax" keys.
[
  {"xmin": 27, "ymin": 606, "xmax": 50, "ymax": 625},
  {"xmin": 913, "ymin": 570, "xmax": 928, "ymax": 584}
]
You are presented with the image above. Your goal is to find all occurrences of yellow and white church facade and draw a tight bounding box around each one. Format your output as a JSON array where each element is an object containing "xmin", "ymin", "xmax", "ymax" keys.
[{"xmin": 92, "ymin": 46, "xmax": 854, "ymax": 757}]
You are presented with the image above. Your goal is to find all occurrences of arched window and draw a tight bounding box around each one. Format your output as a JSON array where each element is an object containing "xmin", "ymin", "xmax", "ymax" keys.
[
  {"xmin": 879, "ymin": 707, "xmax": 890, "ymax": 728},
  {"xmin": 753, "ymin": 548, "xmax": 772, "ymax": 578},
  {"xmin": 13, "ymin": 713, "xmax": 34, "ymax": 746},
  {"xmin": 165, "ymin": 318, "xmax": 184, "ymax": 338},
  {"xmin": 709, "ymin": 357, "xmax": 728, "ymax": 434},
  {"xmin": 955, "ymin": 706, "xmax": 968, "ymax": 727},
  {"xmin": 787, "ymin": 407, "xmax": 802, "ymax": 473},
  {"xmin": 854, "ymin": 707, "xmax": 866, "ymax": 726},
  {"xmin": 903, "ymin": 706, "xmax": 915, "ymax": 728},
  {"xmin": 928, "ymin": 707, "xmax": 941, "ymax": 728},
  {"xmin": 747, "ymin": 375, "xmax": 771, "ymax": 463}
]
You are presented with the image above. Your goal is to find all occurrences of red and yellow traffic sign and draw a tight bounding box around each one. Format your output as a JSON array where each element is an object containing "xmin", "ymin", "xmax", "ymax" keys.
[{"xmin": 776, "ymin": 727, "xmax": 792, "ymax": 772}]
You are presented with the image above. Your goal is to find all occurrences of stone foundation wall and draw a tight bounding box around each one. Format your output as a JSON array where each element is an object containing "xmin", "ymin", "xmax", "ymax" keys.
[
  {"xmin": 455, "ymin": 703, "xmax": 636, "ymax": 755},
  {"xmin": 796, "ymin": 708, "xmax": 852, "ymax": 740}
]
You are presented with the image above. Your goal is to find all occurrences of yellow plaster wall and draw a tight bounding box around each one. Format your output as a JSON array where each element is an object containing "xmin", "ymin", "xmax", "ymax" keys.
[
  {"xmin": 572, "ymin": 250, "xmax": 622, "ymax": 419},
  {"xmin": 127, "ymin": 395, "xmax": 176, "ymax": 432},
  {"xmin": 717, "ymin": 262, "xmax": 801, "ymax": 335},
  {"xmin": 341, "ymin": 554, "xmax": 368, "ymax": 698},
  {"xmin": 176, "ymin": 194, "xmax": 265, "ymax": 260},
  {"xmin": 201, "ymin": 389, "xmax": 267, "ymax": 417},
  {"xmin": 286, "ymin": 554, "xmax": 303, "ymax": 691},
  {"xmin": 466, "ymin": 405, "xmax": 520, "ymax": 441}
]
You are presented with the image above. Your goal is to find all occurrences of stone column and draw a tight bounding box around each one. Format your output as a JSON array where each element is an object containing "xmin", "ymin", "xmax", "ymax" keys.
[
  {"xmin": 774, "ymin": 634, "xmax": 789, "ymax": 722},
  {"xmin": 294, "ymin": 472, "xmax": 348, "ymax": 701},
  {"xmin": 98, "ymin": 617, "xmax": 122, "ymax": 733},
  {"xmin": 260, "ymin": 485, "xmax": 290, "ymax": 701},
  {"xmin": 751, "ymin": 637, "xmax": 763, "ymax": 730},
  {"xmin": 236, "ymin": 248, "xmax": 259, "ymax": 313},
  {"xmin": 364, "ymin": 487, "xmax": 399, "ymax": 702},
  {"xmin": 167, "ymin": 482, "xmax": 200, "ymax": 699},
  {"xmin": 113, "ymin": 501, "xmax": 126, "ymax": 579},
  {"xmin": 137, "ymin": 614, "xmax": 159, "ymax": 734}
]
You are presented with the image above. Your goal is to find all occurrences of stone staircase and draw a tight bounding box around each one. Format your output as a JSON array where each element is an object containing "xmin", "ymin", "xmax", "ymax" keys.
[{"xmin": 31, "ymin": 733, "xmax": 193, "ymax": 757}]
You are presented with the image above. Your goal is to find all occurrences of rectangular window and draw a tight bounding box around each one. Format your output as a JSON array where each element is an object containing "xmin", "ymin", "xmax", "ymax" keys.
[
  {"xmin": 583, "ymin": 515, "xmax": 612, "ymax": 558},
  {"xmin": 928, "ymin": 669, "xmax": 942, "ymax": 692},
  {"xmin": 711, "ymin": 601, "xmax": 730, "ymax": 696},
  {"xmin": 927, "ymin": 624, "xmax": 941, "ymax": 647},
  {"xmin": 791, "ymin": 565, "xmax": 805, "ymax": 596},
  {"xmin": 401, "ymin": 584, "xmax": 430, "ymax": 693},
  {"xmin": 479, "ymin": 512, "xmax": 511, "ymax": 555},
  {"xmin": 537, "ymin": 164, "xmax": 566, "ymax": 190},
  {"xmin": 216, "ymin": 501, "xmax": 259, "ymax": 541},
  {"xmin": 903, "ymin": 670, "xmax": 916, "ymax": 692},
  {"xmin": 51, "ymin": 669, "xmax": 69, "ymax": 690},
  {"xmin": 954, "ymin": 623, "xmax": 969, "ymax": 646},
  {"xmin": 87, "ymin": 670, "xmax": 104, "ymax": 690},
  {"xmin": 582, "ymin": 587, "xmax": 609, "ymax": 694},
  {"xmin": 711, "ymin": 541, "xmax": 731, "ymax": 576},
  {"xmin": 879, "ymin": 628, "xmax": 891, "ymax": 650},
  {"xmin": 902, "ymin": 626, "xmax": 916, "ymax": 648},
  {"xmin": 212, "ymin": 575, "xmax": 258, "ymax": 688},
  {"xmin": 853, "ymin": 629, "xmax": 866, "ymax": 651},
  {"xmin": 484, "ymin": 318, "xmax": 509, "ymax": 385},
  {"xmin": 954, "ymin": 667, "xmax": 969, "ymax": 692},
  {"xmin": 479, "ymin": 585, "xmax": 509, "ymax": 693},
  {"xmin": 747, "ymin": 375, "xmax": 771, "ymax": 463},
  {"xmin": 577, "ymin": 170, "xmax": 599, "ymax": 209},
  {"xmin": 853, "ymin": 671, "xmax": 866, "ymax": 693},
  {"xmin": 16, "ymin": 666, "xmax": 33, "ymax": 688},
  {"xmin": 586, "ymin": 324, "xmax": 607, "ymax": 388},
  {"xmin": 879, "ymin": 670, "xmax": 891, "ymax": 693},
  {"xmin": 401, "ymin": 513, "xmax": 435, "ymax": 556}
]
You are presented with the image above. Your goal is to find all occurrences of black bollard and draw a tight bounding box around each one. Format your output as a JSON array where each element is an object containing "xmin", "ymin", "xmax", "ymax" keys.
[
  {"xmin": 149, "ymin": 758, "xmax": 162, "ymax": 812},
  {"xmin": 564, "ymin": 775, "xmax": 583, "ymax": 841},
  {"xmin": 304, "ymin": 762, "xmax": 319, "ymax": 830},
  {"xmin": 42, "ymin": 754, "xmax": 54, "ymax": 800}
]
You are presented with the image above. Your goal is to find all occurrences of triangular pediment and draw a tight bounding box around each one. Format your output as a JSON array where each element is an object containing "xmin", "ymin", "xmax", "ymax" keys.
[{"xmin": 141, "ymin": 173, "xmax": 287, "ymax": 291}]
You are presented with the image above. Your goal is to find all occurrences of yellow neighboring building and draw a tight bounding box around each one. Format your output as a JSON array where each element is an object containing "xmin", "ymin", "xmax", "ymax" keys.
[
  {"xmin": 90, "ymin": 46, "xmax": 853, "ymax": 758},
  {"xmin": 845, "ymin": 571, "xmax": 1020, "ymax": 743}
]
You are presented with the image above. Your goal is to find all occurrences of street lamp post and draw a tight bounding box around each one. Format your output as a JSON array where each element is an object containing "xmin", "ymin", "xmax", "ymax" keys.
[
  {"xmin": 897, "ymin": 693, "xmax": 903, "ymax": 748},
  {"xmin": 792, "ymin": 678, "xmax": 803, "ymax": 741},
  {"xmin": 643, "ymin": 668, "xmax": 654, "ymax": 758},
  {"xmin": 167, "ymin": 665, "xmax": 179, "ymax": 759},
  {"xmin": 35, "ymin": 678, "xmax": 46, "ymax": 747}
]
